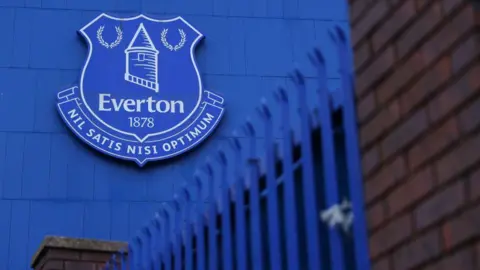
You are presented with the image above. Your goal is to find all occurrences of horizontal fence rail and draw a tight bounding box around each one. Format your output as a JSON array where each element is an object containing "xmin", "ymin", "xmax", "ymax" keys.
[{"xmin": 103, "ymin": 27, "xmax": 370, "ymax": 270}]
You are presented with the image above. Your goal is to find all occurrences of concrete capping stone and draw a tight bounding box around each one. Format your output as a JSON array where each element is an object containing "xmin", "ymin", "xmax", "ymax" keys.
[{"xmin": 31, "ymin": 235, "xmax": 128, "ymax": 269}]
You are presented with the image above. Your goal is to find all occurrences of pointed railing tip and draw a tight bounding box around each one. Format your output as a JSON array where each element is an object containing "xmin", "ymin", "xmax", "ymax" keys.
[
  {"xmin": 256, "ymin": 100, "xmax": 272, "ymax": 119},
  {"xmin": 309, "ymin": 48, "xmax": 325, "ymax": 67},
  {"xmin": 203, "ymin": 159, "xmax": 214, "ymax": 176},
  {"xmin": 289, "ymin": 69, "xmax": 305, "ymax": 85},
  {"xmin": 152, "ymin": 214, "xmax": 161, "ymax": 227},
  {"xmin": 243, "ymin": 120, "xmax": 255, "ymax": 136},
  {"xmin": 182, "ymin": 184, "xmax": 194, "ymax": 201},
  {"xmin": 134, "ymin": 235, "xmax": 142, "ymax": 245},
  {"xmin": 334, "ymin": 25, "xmax": 347, "ymax": 43},
  {"xmin": 173, "ymin": 193, "xmax": 182, "ymax": 210},
  {"xmin": 142, "ymin": 225, "xmax": 151, "ymax": 236},
  {"xmin": 329, "ymin": 26, "xmax": 347, "ymax": 45},
  {"xmin": 160, "ymin": 202, "xmax": 171, "ymax": 217},
  {"xmin": 217, "ymin": 150, "xmax": 227, "ymax": 165},
  {"xmin": 229, "ymin": 133, "xmax": 242, "ymax": 150},
  {"xmin": 328, "ymin": 29, "xmax": 337, "ymax": 43},
  {"xmin": 274, "ymin": 87, "xmax": 288, "ymax": 103},
  {"xmin": 193, "ymin": 171, "xmax": 203, "ymax": 189}
]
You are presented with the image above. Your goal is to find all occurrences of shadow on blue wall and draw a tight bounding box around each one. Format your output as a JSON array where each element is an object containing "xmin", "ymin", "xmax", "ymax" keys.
[{"xmin": 0, "ymin": 0, "xmax": 349, "ymax": 268}]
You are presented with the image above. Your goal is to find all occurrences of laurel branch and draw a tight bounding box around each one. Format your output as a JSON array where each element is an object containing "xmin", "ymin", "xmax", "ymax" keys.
[
  {"xmin": 97, "ymin": 26, "xmax": 123, "ymax": 49},
  {"xmin": 161, "ymin": 28, "xmax": 186, "ymax": 52}
]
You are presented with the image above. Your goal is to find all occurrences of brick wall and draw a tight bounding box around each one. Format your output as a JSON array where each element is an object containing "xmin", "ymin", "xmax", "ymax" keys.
[{"xmin": 350, "ymin": 0, "xmax": 479, "ymax": 269}]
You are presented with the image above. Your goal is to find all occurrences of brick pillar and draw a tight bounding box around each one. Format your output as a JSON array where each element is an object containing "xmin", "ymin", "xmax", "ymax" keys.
[
  {"xmin": 31, "ymin": 236, "xmax": 128, "ymax": 270},
  {"xmin": 350, "ymin": 0, "xmax": 479, "ymax": 269}
]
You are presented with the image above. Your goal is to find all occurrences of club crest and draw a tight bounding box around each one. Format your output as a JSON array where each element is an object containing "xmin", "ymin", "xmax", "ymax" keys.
[{"xmin": 57, "ymin": 14, "xmax": 225, "ymax": 166}]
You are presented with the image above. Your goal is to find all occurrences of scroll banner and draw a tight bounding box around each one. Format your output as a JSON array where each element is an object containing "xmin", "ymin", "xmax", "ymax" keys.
[{"xmin": 57, "ymin": 86, "xmax": 224, "ymax": 166}]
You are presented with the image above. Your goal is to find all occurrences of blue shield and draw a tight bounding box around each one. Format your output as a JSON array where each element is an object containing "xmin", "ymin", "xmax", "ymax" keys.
[
  {"xmin": 80, "ymin": 14, "xmax": 203, "ymax": 142},
  {"xmin": 56, "ymin": 14, "xmax": 225, "ymax": 166}
]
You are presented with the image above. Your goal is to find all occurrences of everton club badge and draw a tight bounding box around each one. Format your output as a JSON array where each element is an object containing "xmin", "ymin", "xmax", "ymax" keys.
[{"xmin": 57, "ymin": 14, "xmax": 225, "ymax": 166}]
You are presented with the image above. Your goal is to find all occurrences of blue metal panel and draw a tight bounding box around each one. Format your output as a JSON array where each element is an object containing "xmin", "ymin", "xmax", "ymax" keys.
[{"xmin": 8, "ymin": 201, "xmax": 30, "ymax": 270}]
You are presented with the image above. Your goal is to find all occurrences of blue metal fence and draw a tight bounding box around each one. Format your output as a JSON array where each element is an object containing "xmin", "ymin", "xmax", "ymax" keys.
[{"xmin": 104, "ymin": 27, "xmax": 370, "ymax": 270}]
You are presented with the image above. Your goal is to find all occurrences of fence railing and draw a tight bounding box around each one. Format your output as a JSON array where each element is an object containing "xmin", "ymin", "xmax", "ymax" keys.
[{"xmin": 104, "ymin": 26, "xmax": 371, "ymax": 270}]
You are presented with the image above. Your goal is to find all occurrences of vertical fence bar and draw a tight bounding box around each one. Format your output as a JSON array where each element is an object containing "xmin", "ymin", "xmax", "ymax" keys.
[
  {"xmin": 120, "ymin": 250, "xmax": 126, "ymax": 270},
  {"xmin": 161, "ymin": 207, "xmax": 172, "ymax": 270},
  {"xmin": 231, "ymin": 136, "xmax": 247, "ymax": 270},
  {"xmin": 292, "ymin": 70, "xmax": 322, "ymax": 270},
  {"xmin": 244, "ymin": 121, "xmax": 264, "ymax": 270},
  {"xmin": 134, "ymin": 236, "xmax": 143, "ymax": 270},
  {"xmin": 128, "ymin": 244, "xmax": 134, "ymax": 270},
  {"xmin": 275, "ymin": 88, "xmax": 300, "ymax": 270},
  {"xmin": 183, "ymin": 185, "xmax": 194, "ymax": 270},
  {"xmin": 258, "ymin": 102, "xmax": 282, "ymax": 270},
  {"xmin": 193, "ymin": 174, "xmax": 206, "ymax": 270},
  {"xmin": 111, "ymin": 255, "xmax": 117, "ymax": 270},
  {"xmin": 142, "ymin": 226, "xmax": 153, "ymax": 270},
  {"xmin": 311, "ymin": 48, "xmax": 346, "ymax": 270},
  {"xmin": 205, "ymin": 163, "xmax": 218, "ymax": 270},
  {"xmin": 332, "ymin": 27, "xmax": 371, "ymax": 270},
  {"xmin": 152, "ymin": 216, "xmax": 162, "ymax": 270},
  {"xmin": 218, "ymin": 151, "xmax": 234, "ymax": 270},
  {"xmin": 173, "ymin": 196, "xmax": 183, "ymax": 270}
]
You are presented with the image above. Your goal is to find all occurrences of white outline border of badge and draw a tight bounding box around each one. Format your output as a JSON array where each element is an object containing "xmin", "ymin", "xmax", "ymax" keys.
[{"xmin": 78, "ymin": 13, "xmax": 204, "ymax": 143}]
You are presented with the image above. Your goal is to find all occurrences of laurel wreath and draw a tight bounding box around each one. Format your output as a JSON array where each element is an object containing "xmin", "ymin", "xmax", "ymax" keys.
[
  {"xmin": 161, "ymin": 28, "xmax": 186, "ymax": 52},
  {"xmin": 97, "ymin": 26, "xmax": 123, "ymax": 49}
]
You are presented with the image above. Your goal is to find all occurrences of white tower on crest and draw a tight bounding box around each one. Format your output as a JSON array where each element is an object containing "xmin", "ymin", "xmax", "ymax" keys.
[{"xmin": 124, "ymin": 23, "xmax": 159, "ymax": 92}]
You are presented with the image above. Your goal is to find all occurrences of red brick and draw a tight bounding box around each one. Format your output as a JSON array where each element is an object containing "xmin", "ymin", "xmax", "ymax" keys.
[
  {"xmin": 64, "ymin": 261, "xmax": 97, "ymax": 270},
  {"xmin": 415, "ymin": 0, "xmax": 430, "ymax": 10},
  {"xmin": 468, "ymin": 168, "xmax": 480, "ymax": 201},
  {"xmin": 392, "ymin": 229, "xmax": 442, "ymax": 270},
  {"xmin": 459, "ymin": 96, "xmax": 480, "ymax": 135},
  {"xmin": 396, "ymin": 2, "xmax": 443, "ymax": 59},
  {"xmin": 362, "ymin": 145, "xmax": 380, "ymax": 176},
  {"xmin": 372, "ymin": 0, "xmax": 416, "ymax": 51},
  {"xmin": 369, "ymin": 214, "xmax": 412, "ymax": 258},
  {"xmin": 41, "ymin": 260, "xmax": 64, "ymax": 269},
  {"xmin": 351, "ymin": 0, "xmax": 372, "ymax": 26},
  {"xmin": 380, "ymin": 109, "xmax": 429, "ymax": 159},
  {"xmin": 47, "ymin": 249, "xmax": 81, "ymax": 261},
  {"xmin": 352, "ymin": 0, "xmax": 390, "ymax": 45},
  {"xmin": 408, "ymin": 117, "xmax": 460, "ymax": 169},
  {"xmin": 376, "ymin": 51, "xmax": 426, "ymax": 104},
  {"xmin": 357, "ymin": 91, "xmax": 376, "ymax": 122},
  {"xmin": 387, "ymin": 166, "xmax": 435, "ymax": 216},
  {"xmin": 423, "ymin": 248, "xmax": 476, "ymax": 270},
  {"xmin": 435, "ymin": 131, "xmax": 480, "ymax": 183},
  {"xmin": 414, "ymin": 181, "xmax": 465, "ymax": 229},
  {"xmin": 367, "ymin": 201, "xmax": 386, "ymax": 230},
  {"xmin": 442, "ymin": 0, "xmax": 464, "ymax": 14},
  {"xmin": 428, "ymin": 63, "xmax": 480, "ymax": 123},
  {"xmin": 477, "ymin": 243, "xmax": 480, "ymax": 267},
  {"xmin": 372, "ymin": 257, "xmax": 391, "ymax": 270},
  {"xmin": 442, "ymin": 204, "xmax": 480, "ymax": 249},
  {"xmin": 81, "ymin": 251, "xmax": 112, "ymax": 262},
  {"xmin": 360, "ymin": 99, "xmax": 401, "ymax": 148},
  {"xmin": 356, "ymin": 46, "xmax": 396, "ymax": 96},
  {"xmin": 400, "ymin": 57, "xmax": 452, "ymax": 115},
  {"xmin": 421, "ymin": 5, "xmax": 477, "ymax": 64},
  {"xmin": 354, "ymin": 40, "xmax": 372, "ymax": 71},
  {"xmin": 365, "ymin": 155, "xmax": 407, "ymax": 203},
  {"xmin": 452, "ymin": 33, "xmax": 480, "ymax": 73}
]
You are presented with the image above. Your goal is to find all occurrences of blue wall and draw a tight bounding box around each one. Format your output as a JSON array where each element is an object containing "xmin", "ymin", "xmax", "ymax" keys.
[{"xmin": 0, "ymin": 0, "xmax": 349, "ymax": 268}]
